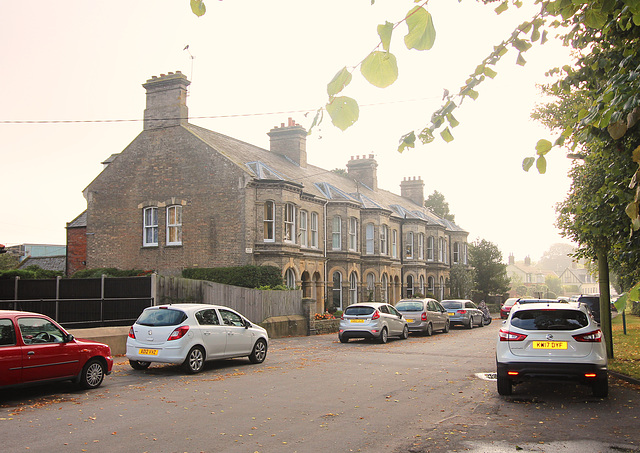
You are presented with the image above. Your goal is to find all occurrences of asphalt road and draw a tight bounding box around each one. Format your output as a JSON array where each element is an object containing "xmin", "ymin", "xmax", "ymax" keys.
[{"xmin": 1, "ymin": 321, "xmax": 639, "ymax": 452}]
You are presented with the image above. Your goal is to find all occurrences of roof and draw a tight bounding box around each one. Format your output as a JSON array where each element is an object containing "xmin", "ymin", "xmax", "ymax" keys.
[
  {"xmin": 18, "ymin": 255, "xmax": 66, "ymax": 272},
  {"xmin": 185, "ymin": 124, "xmax": 467, "ymax": 233},
  {"xmin": 67, "ymin": 210, "xmax": 87, "ymax": 228}
]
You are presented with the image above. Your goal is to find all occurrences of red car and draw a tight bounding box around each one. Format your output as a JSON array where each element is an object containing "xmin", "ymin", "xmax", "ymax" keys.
[
  {"xmin": 500, "ymin": 298, "xmax": 519, "ymax": 319},
  {"xmin": 0, "ymin": 310, "xmax": 113, "ymax": 390}
]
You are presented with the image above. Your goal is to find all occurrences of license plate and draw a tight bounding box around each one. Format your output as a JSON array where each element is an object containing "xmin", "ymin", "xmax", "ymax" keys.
[
  {"xmin": 138, "ymin": 348, "xmax": 159, "ymax": 355},
  {"xmin": 405, "ymin": 319, "xmax": 414, "ymax": 323},
  {"xmin": 448, "ymin": 312, "xmax": 455, "ymax": 316},
  {"xmin": 350, "ymin": 319, "xmax": 364, "ymax": 323},
  {"xmin": 533, "ymin": 341, "xmax": 567, "ymax": 350}
]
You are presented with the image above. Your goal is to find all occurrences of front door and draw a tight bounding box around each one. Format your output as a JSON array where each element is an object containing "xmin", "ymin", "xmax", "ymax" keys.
[{"xmin": 218, "ymin": 309, "xmax": 254, "ymax": 356}]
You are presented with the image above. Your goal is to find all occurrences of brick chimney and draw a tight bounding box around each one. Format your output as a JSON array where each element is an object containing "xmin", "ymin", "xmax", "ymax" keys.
[
  {"xmin": 400, "ymin": 176, "xmax": 424, "ymax": 206},
  {"xmin": 346, "ymin": 155, "xmax": 378, "ymax": 191},
  {"xmin": 267, "ymin": 118, "xmax": 307, "ymax": 168},
  {"xmin": 508, "ymin": 253, "xmax": 515, "ymax": 265},
  {"xmin": 142, "ymin": 71, "xmax": 190, "ymax": 130}
]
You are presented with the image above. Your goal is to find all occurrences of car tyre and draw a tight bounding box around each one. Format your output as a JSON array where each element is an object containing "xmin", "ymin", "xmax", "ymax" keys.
[
  {"xmin": 478, "ymin": 315, "xmax": 485, "ymax": 327},
  {"xmin": 592, "ymin": 377, "xmax": 608, "ymax": 398},
  {"xmin": 467, "ymin": 317, "xmax": 474, "ymax": 329},
  {"xmin": 443, "ymin": 320, "xmax": 450, "ymax": 333},
  {"xmin": 379, "ymin": 327, "xmax": 388, "ymax": 344},
  {"xmin": 182, "ymin": 346, "xmax": 205, "ymax": 374},
  {"xmin": 401, "ymin": 325, "xmax": 409, "ymax": 340},
  {"xmin": 249, "ymin": 338, "xmax": 268, "ymax": 364},
  {"xmin": 496, "ymin": 371, "xmax": 512, "ymax": 396},
  {"xmin": 339, "ymin": 335, "xmax": 349, "ymax": 343},
  {"xmin": 425, "ymin": 323, "xmax": 433, "ymax": 336},
  {"xmin": 80, "ymin": 358, "xmax": 106, "ymax": 389},
  {"xmin": 129, "ymin": 360, "xmax": 151, "ymax": 370}
]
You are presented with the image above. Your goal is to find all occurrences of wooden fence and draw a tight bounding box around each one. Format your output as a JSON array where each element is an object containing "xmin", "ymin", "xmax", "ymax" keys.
[{"xmin": 156, "ymin": 275, "xmax": 303, "ymax": 324}]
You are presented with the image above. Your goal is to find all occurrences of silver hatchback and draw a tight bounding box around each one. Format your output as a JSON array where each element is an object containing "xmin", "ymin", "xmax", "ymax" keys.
[
  {"xmin": 441, "ymin": 299, "xmax": 484, "ymax": 329},
  {"xmin": 339, "ymin": 303, "xmax": 409, "ymax": 344},
  {"xmin": 395, "ymin": 298, "xmax": 450, "ymax": 336}
]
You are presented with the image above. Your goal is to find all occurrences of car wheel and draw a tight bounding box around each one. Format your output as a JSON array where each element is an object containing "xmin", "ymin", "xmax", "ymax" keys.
[
  {"xmin": 401, "ymin": 325, "xmax": 409, "ymax": 340},
  {"xmin": 379, "ymin": 327, "xmax": 388, "ymax": 344},
  {"xmin": 80, "ymin": 359, "xmax": 105, "ymax": 389},
  {"xmin": 339, "ymin": 335, "xmax": 349, "ymax": 343},
  {"xmin": 592, "ymin": 377, "xmax": 608, "ymax": 398},
  {"xmin": 425, "ymin": 323, "xmax": 433, "ymax": 336},
  {"xmin": 249, "ymin": 338, "xmax": 268, "ymax": 364},
  {"xmin": 496, "ymin": 371, "xmax": 512, "ymax": 396},
  {"xmin": 443, "ymin": 320, "xmax": 450, "ymax": 333},
  {"xmin": 467, "ymin": 317, "xmax": 474, "ymax": 329},
  {"xmin": 478, "ymin": 315, "xmax": 485, "ymax": 327},
  {"xmin": 129, "ymin": 360, "xmax": 151, "ymax": 370},
  {"xmin": 182, "ymin": 346, "xmax": 205, "ymax": 374}
]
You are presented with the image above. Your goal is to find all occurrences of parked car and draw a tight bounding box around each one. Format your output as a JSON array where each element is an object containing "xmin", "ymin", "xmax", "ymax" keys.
[
  {"xmin": 574, "ymin": 294, "xmax": 603, "ymax": 323},
  {"xmin": 500, "ymin": 298, "xmax": 519, "ymax": 319},
  {"xmin": 441, "ymin": 299, "xmax": 484, "ymax": 328},
  {"xmin": 496, "ymin": 301, "xmax": 608, "ymax": 397},
  {"xmin": 339, "ymin": 302, "xmax": 409, "ymax": 344},
  {"xmin": 0, "ymin": 310, "xmax": 113, "ymax": 390},
  {"xmin": 126, "ymin": 304, "xmax": 269, "ymax": 374},
  {"xmin": 516, "ymin": 298, "xmax": 558, "ymax": 305},
  {"xmin": 395, "ymin": 298, "xmax": 450, "ymax": 336}
]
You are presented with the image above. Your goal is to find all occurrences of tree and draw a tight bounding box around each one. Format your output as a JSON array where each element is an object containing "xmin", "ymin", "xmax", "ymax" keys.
[
  {"xmin": 449, "ymin": 264, "xmax": 475, "ymax": 299},
  {"xmin": 469, "ymin": 239, "xmax": 510, "ymax": 301},
  {"xmin": 0, "ymin": 253, "xmax": 19, "ymax": 271},
  {"xmin": 545, "ymin": 275, "xmax": 563, "ymax": 296},
  {"xmin": 424, "ymin": 191, "xmax": 455, "ymax": 222},
  {"xmin": 538, "ymin": 243, "xmax": 576, "ymax": 274}
]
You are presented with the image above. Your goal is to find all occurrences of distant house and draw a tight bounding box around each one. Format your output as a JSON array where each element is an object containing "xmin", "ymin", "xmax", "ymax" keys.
[
  {"xmin": 69, "ymin": 71, "xmax": 471, "ymax": 312},
  {"xmin": 559, "ymin": 266, "xmax": 599, "ymax": 295},
  {"xmin": 507, "ymin": 255, "xmax": 557, "ymax": 286}
]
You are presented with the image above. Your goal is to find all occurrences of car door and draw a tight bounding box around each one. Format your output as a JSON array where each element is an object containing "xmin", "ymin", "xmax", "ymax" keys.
[
  {"xmin": 465, "ymin": 301, "xmax": 481, "ymax": 325},
  {"xmin": 194, "ymin": 308, "xmax": 227, "ymax": 359},
  {"xmin": 428, "ymin": 300, "xmax": 444, "ymax": 330},
  {"xmin": 0, "ymin": 317, "xmax": 22, "ymax": 387},
  {"xmin": 385, "ymin": 304, "xmax": 404, "ymax": 336},
  {"xmin": 18, "ymin": 316, "xmax": 81, "ymax": 383},
  {"xmin": 218, "ymin": 309, "xmax": 254, "ymax": 356}
]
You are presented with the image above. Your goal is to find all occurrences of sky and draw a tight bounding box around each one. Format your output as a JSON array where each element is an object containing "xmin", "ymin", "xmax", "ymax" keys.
[{"xmin": 0, "ymin": 0, "xmax": 576, "ymax": 263}]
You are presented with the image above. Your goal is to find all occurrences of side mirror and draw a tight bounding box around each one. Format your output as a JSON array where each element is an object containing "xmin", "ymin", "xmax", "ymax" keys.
[
  {"xmin": 244, "ymin": 319, "xmax": 251, "ymax": 329},
  {"xmin": 65, "ymin": 333, "xmax": 74, "ymax": 342}
]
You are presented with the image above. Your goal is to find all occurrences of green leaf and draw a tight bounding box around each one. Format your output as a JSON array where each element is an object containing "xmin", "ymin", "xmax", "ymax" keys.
[
  {"xmin": 378, "ymin": 22, "xmax": 394, "ymax": 52},
  {"xmin": 398, "ymin": 131, "xmax": 416, "ymax": 153},
  {"xmin": 535, "ymin": 139, "xmax": 552, "ymax": 155},
  {"xmin": 404, "ymin": 6, "xmax": 436, "ymax": 51},
  {"xmin": 495, "ymin": 1, "xmax": 508, "ymax": 14},
  {"xmin": 483, "ymin": 66, "xmax": 498, "ymax": 79},
  {"xmin": 307, "ymin": 109, "xmax": 323, "ymax": 135},
  {"xmin": 326, "ymin": 96, "xmax": 359, "ymax": 131},
  {"xmin": 523, "ymin": 157, "xmax": 535, "ymax": 171},
  {"xmin": 190, "ymin": 0, "xmax": 206, "ymax": 17},
  {"xmin": 516, "ymin": 52, "xmax": 527, "ymax": 66},
  {"xmin": 536, "ymin": 155, "xmax": 547, "ymax": 174},
  {"xmin": 512, "ymin": 38, "xmax": 532, "ymax": 52},
  {"xmin": 327, "ymin": 67, "xmax": 352, "ymax": 97},
  {"xmin": 361, "ymin": 51, "xmax": 398, "ymax": 88},
  {"xmin": 440, "ymin": 127, "xmax": 454, "ymax": 143},
  {"xmin": 614, "ymin": 293, "xmax": 627, "ymax": 312},
  {"xmin": 578, "ymin": 109, "xmax": 588, "ymax": 120},
  {"xmin": 584, "ymin": 9, "xmax": 608, "ymax": 29},
  {"xmin": 446, "ymin": 113, "xmax": 460, "ymax": 128}
]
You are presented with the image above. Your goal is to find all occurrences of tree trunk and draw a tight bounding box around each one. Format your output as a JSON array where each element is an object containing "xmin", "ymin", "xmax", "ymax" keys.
[{"xmin": 596, "ymin": 245, "xmax": 614, "ymax": 359}]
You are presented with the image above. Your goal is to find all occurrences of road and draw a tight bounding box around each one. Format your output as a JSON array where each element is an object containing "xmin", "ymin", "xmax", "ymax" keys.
[{"xmin": 1, "ymin": 321, "xmax": 639, "ymax": 452}]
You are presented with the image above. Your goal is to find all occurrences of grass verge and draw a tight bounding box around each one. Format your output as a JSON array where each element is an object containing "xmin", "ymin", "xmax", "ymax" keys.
[{"xmin": 610, "ymin": 311, "xmax": 640, "ymax": 381}]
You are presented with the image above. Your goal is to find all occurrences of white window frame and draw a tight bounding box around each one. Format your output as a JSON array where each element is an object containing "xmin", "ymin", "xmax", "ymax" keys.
[
  {"xmin": 349, "ymin": 272, "xmax": 358, "ymax": 305},
  {"xmin": 332, "ymin": 216, "xmax": 342, "ymax": 250},
  {"xmin": 284, "ymin": 203, "xmax": 296, "ymax": 243},
  {"xmin": 264, "ymin": 201, "xmax": 275, "ymax": 242},
  {"xmin": 438, "ymin": 237, "xmax": 444, "ymax": 262},
  {"xmin": 427, "ymin": 236, "xmax": 434, "ymax": 261},
  {"xmin": 406, "ymin": 232, "xmax": 414, "ymax": 259},
  {"xmin": 310, "ymin": 212, "xmax": 319, "ymax": 248},
  {"xmin": 349, "ymin": 217, "xmax": 358, "ymax": 251},
  {"xmin": 300, "ymin": 210, "xmax": 308, "ymax": 247},
  {"xmin": 166, "ymin": 205, "xmax": 182, "ymax": 246},
  {"xmin": 285, "ymin": 268, "xmax": 296, "ymax": 288},
  {"xmin": 418, "ymin": 233, "xmax": 424, "ymax": 260},
  {"xmin": 380, "ymin": 225, "xmax": 388, "ymax": 255},
  {"xmin": 365, "ymin": 223, "xmax": 375, "ymax": 255},
  {"xmin": 392, "ymin": 230, "xmax": 398, "ymax": 258},
  {"xmin": 143, "ymin": 207, "xmax": 158, "ymax": 247},
  {"xmin": 453, "ymin": 242, "xmax": 460, "ymax": 263},
  {"xmin": 381, "ymin": 273, "xmax": 388, "ymax": 303}
]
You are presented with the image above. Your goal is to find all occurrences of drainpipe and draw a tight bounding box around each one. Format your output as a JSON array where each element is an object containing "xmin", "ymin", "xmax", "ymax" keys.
[
  {"xmin": 400, "ymin": 215, "xmax": 405, "ymax": 299},
  {"xmin": 323, "ymin": 199, "xmax": 328, "ymax": 311}
]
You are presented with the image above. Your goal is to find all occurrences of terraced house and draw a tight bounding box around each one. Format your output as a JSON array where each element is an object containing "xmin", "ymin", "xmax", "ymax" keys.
[{"xmin": 71, "ymin": 72, "xmax": 470, "ymax": 313}]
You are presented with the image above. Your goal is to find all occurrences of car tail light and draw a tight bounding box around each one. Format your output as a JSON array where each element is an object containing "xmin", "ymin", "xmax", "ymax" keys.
[
  {"xmin": 128, "ymin": 327, "xmax": 136, "ymax": 339},
  {"xmin": 573, "ymin": 330, "xmax": 602, "ymax": 342},
  {"xmin": 421, "ymin": 312, "xmax": 428, "ymax": 321},
  {"xmin": 457, "ymin": 309, "xmax": 467, "ymax": 314},
  {"xmin": 371, "ymin": 310, "xmax": 380, "ymax": 320},
  {"xmin": 167, "ymin": 325, "xmax": 189, "ymax": 341},
  {"xmin": 584, "ymin": 373, "xmax": 597, "ymax": 378},
  {"xmin": 507, "ymin": 371, "xmax": 519, "ymax": 376},
  {"xmin": 498, "ymin": 329, "xmax": 527, "ymax": 342}
]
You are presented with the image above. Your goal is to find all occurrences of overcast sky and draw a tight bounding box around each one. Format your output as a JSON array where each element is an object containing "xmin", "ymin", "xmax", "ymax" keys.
[{"xmin": 1, "ymin": 0, "xmax": 576, "ymax": 263}]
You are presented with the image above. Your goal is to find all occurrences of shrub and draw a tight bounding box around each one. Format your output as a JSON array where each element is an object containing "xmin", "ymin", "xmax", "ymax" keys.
[
  {"xmin": 71, "ymin": 268, "xmax": 153, "ymax": 278},
  {"xmin": 0, "ymin": 266, "xmax": 63, "ymax": 280},
  {"xmin": 182, "ymin": 265, "xmax": 284, "ymax": 289}
]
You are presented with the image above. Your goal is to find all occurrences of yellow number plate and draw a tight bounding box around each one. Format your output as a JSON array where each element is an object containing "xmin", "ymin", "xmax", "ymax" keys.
[
  {"xmin": 447, "ymin": 312, "xmax": 455, "ymax": 316},
  {"xmin": 350, "ymin": 319, "xmax": 365, "ymax": 323},
  {"xmin": 533, "ymin": 341, "xmax": 567, "ymax": 350},
  {"xmin": 139, "ymin": 348, "xmax": 159, "ymax": 355},
  {"xmin": 405, "ymin": 319, "xmax": 414, "ymax": 323}
]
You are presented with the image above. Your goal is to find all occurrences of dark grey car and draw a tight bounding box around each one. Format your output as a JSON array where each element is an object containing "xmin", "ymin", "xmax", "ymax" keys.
[
  {"xmin": 395, "ymin": 298, "xmax": 450, "ymax": 336},
  {"xmin": 441, "ymin": 299, "xmax": 484, "ymax": 329}
]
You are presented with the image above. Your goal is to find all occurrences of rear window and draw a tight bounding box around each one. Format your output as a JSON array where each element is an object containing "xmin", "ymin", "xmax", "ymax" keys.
[
  {"xmin": 344, "ymin": 306, "xmax": 375, "ymax": 316},
  {"xmin": 442, "ymin": 301, "xmax": 462, "ymax": 309},
  {"xmin": 510, "ymin": 309, "xmax": 589, "ymax": 331},
  {"xmin": 396, "ymin": 302, "xmax": 423, "ymax": 312},
  {"xmin": 136, "ymin": 308, "xmax": 187, "ymax": 326}
]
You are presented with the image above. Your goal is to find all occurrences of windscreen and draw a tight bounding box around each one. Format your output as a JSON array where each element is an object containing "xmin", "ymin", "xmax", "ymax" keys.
[
  {"xmin": 395, "ymin": 302, "xmax": 423, "ymax": 312},
  {"xmin": 510, "ymin": 309, "xmax": 589, "ymax": 331},
  {"xmin": 136, "ymin": 308, "xmax": 187, "ymax": 326},
  {"xmin": 344, "ymin": 306, "xmax": 375, "ymax": 316},
  {"xmin": 441, "ymin": 301, "xmax": 462, "ymax": 309}
]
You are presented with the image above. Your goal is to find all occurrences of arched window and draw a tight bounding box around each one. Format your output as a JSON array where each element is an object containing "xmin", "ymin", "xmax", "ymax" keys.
[
  {"xmin": 419, "ymin": 275, "xmax": 425, "ymax": 294},
  {"xmin": 406, "ymin": 275, "xmax": 414, "ymax": 298},
  {"xmin": 349, "ymin": 272, "xmax": 358, "ymax": 305},
  {"xmin": 166, "ymin": 205, "xmax": 182, "ymax": 245},
  {"xmin": 366, "ymin": 223, "xmax": 375, "ymax": 255},
  {"xmin": 428, "ymin": 276, "xmax": 435, "ymax": 294},
  {"xmin": 366, "ymin": 273, "xmax": 375, "ymax": 301},
  {"xmin": 263, "ymin": 201, "xmax": 275, "ymax": 242},
  {"xmin": 285, "ymin": 268, "xmax": 296, "ymax": 289},
  {"xmin": 332, "ymin": 216, "xmax": 342, "ymax": 250},
  {"xmin": 381, "ymin": 273, "xmax": 388, "ymax": 303},
  {"xmin": 143, "ymin": 207, "xmax": 158, "ymax": 247},
  {"xmin": 439, "ymin": 276, "xmax": 445, "ymax": 300},
  {"xmin": 332, "ymin": 272, "xmax": 343, "ymax": 310}
]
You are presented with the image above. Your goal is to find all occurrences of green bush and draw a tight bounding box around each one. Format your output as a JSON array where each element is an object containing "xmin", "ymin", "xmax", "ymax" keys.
[
  {"xmin": 71, "ymin": 268, "xmax": 153, "ymax": 278},
  {"xmin": 0, "ymin": 266, "xmax": 63, "ymax": 280},
  {"xmin": 182, "ymin": 265, "xmax": 284, "ymax": 289}
]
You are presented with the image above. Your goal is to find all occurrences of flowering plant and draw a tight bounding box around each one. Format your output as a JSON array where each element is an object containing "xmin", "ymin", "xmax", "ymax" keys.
[{"xmin": 314, "ymin": 312, "xmax": 335, "ymax": 320}]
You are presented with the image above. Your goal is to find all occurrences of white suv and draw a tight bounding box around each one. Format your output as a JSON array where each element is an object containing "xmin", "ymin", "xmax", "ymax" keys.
[{"xmin": 496, "ymin": 302, "xmax": 608, "ymax": 397}]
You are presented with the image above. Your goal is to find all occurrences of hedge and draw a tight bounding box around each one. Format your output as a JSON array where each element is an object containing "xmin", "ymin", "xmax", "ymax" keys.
[{"xmin": 182, "ymin": 265, "xmax": 284, "ymax": 289}]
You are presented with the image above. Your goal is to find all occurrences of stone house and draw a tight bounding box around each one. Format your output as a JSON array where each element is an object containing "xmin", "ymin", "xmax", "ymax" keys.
[{"xmin": 70, "ymin": 71, "xmax": 470, "ymax": 312}]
